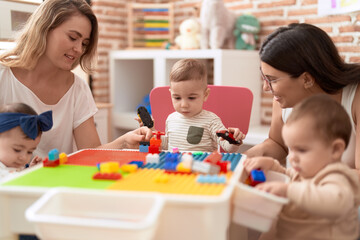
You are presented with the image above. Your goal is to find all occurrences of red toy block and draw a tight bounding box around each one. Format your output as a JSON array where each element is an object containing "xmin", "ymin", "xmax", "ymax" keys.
[
  {"xmin": 92, "ymin": 172, "xmax": 122, "ymax": 180},
  {"xmin": 204, "ymin": 151, "xmax": 222, "ymax": 164},
  {"xmin": 216, "ymin": 161, "xmax": 230, "ymax": 173},
  {"xmin": 152, "ymin": 131, "xmax": 165, "ymax": 139},
  {"xmin": 43, "ymin": 158, "xmax": 60, "ymax": 167},
  {"xmin": 149, "ymin": 145, "xmax": 160, "ymax": 154}
]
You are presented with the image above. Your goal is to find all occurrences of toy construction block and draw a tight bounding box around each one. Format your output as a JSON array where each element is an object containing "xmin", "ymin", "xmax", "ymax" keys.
[
  {"xmin": 216, "ymin": 130, "xmax": 242, "ymax": 145},
  {"xmin": 192, "ymin": 161, "xmax": 220, "ymax": 174},
  {"xmin": 176, "ymin": 162, "xmax": 191, "ymax": 173},
  {"xmin": 204, "ymin": 151, "xmax": 222, "ymax": 164},
  {"xmin": 59, "ymin": 152, "xmax": 68, "ymax": 164},
  {"xmin": 245, "ymin": 169, "xmax": 266, "ymax": 187},
  {"xmin": 43, "ymin": 158, "xmax": 59, "ymax": 167},
  {"xmin": 48, "ymin": 148, "xmax": 59, "ymax": 161},
  {"xmin": 146, "ymin": 153, "xmax": 160, "ymax": 164},
  {"xmin": 197, "ymin": 174, "xmax": 226, "ymax": 184},
  {"xmin": 137, "ymin": 106, "xmax": 154, "ymax": 128},
  {"xmin": 181, "ymin": 153, "xmax": 193, "ymax": 169},
  {"xmin": 121, "ymin": 164, "xmax": 138, "ymax": 173},
  {"xmin": 92, "ymin": 172, "xmax": 122, "ymax": 180},
  {"xmin": 128, "ymin": 161, "xmax": 144, "ymax": 168},
  {"xmin": 97, "ymin": 162, "xmax": 120, "ymax": 174},
  {"xmin": 148, "ymin": 145, "xmax": 160, "ymax": 154},
  {"xmin": 139, "ymin": 141, "xmax": 150, "ymax": 153},
  {"xmin": 43, "ymin": 148, "xmax": 60, "ymax": 167}
]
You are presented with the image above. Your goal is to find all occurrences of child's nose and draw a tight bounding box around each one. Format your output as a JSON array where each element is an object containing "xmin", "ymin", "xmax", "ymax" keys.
[
  {"xmin": 180, "ymin": 100, "xmax": 189, "ymax": 107},
  {"xmin": 288, "ymin": 152, "xmax": 298, "ymax": 163}
]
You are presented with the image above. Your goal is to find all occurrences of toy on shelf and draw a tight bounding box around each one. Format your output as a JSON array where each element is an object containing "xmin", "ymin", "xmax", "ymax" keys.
[
  {"xmin": 200, "ymin": 0, "xmax": 237, "ymax": 49},
  {"xmin": 127, "ymin": 3, "xmax": 174, "ymax": 49},
  {"xmin": 216, "ymin": 130, "xmax": 242, "ymax": 145},
  {"xmin": 174, "ymin": 18, "xmax": 201, "ymax": 50},
  {"xmin": 137, "ymin": 106, "xmax": 154, "ymax": 128},
  {"xmin": 233, "ymin": 14, "xmax": 260, "ymax": 50}
]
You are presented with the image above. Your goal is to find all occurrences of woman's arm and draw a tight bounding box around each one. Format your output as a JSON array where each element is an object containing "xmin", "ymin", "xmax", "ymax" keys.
[
  {"xmin": 73, "ymin": 117, "xmax": 102, "ymax": 149},
  {"xmin": 244, "ymin": 99, "xmax": 288, "ymax": 165},
  {"xmin": 74, "ymin": 117, "xmax": 153, "ymax": 150}
]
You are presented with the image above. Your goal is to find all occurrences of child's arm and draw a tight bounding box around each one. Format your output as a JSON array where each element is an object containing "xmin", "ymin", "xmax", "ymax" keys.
[
  {"xmin": 243, "ymin": 156, "xmax": 286, "ymax": 174},
  {"xmin": 286, "ymin": 173, "xmax": 356, "ymax": 218}
]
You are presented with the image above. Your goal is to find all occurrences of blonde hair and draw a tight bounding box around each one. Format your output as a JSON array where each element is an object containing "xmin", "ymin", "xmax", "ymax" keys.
[
  {"xmin": 0, "ymin": 0, "xmax": 98, "ymax": 73},
  {"xmin": 287, "ymin": 94, "xmax": 352, "ymax": 147},
  {"xmin": 170, "ymin": 59, "xmax": 207, "ymax": 84}
]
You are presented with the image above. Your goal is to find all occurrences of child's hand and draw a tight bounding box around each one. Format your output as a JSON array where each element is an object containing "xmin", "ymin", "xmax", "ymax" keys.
[
  {"xmin": 243, "ymin": 156, "xmax": 275, "ymax": 174},
  {"xmin": 29, "ymin": 156, "xmax": 43, "ymax": 167},
  {"xmin": 134, "ymin": 117, "xmax": 144, "ymax": 127},
  {"xmin": 255, "ymin": 181, "xmax": 288, "ymax": 197},
  {"xmin": 228, "ymin": 127, "xmax": 245, "ymax": 143},
  {"xmin": 134, "ymin": 117, "xmax": 156, "ymax": 131}
]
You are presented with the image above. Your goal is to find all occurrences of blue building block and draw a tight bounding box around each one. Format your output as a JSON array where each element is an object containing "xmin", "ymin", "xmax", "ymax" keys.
[
  {"xmin": 48, "ymin": 149, "xmax": 59, "ymax": 161},
  {"xmin": 129, "ymin": 161, "xmax": 144, "ymax": 168},
  {"xmin": 139, "ymin": 145, "xmax": 149, "ymax": 153}
]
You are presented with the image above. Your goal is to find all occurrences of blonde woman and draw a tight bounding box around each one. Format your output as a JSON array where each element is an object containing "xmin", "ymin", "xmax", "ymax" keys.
[{"xmin": 0, "ymin": 0, "xmax": 152, "ymax": 158}]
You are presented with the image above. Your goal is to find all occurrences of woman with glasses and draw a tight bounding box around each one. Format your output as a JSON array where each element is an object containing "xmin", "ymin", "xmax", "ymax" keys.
[{"xmin": 245, "ymin": 23, "xmax": 360, "ymax": 174}]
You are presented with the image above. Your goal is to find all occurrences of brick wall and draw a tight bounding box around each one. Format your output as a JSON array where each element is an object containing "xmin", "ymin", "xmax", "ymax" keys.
[{"xmin": 91, "ymin": 0, "xmax": 360, "ymax": 125}]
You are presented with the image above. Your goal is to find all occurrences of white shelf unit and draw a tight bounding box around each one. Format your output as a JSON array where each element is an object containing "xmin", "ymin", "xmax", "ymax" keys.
[{"xmin": 109, "ymin": 49, "xmax": 268, "ymax": 145}]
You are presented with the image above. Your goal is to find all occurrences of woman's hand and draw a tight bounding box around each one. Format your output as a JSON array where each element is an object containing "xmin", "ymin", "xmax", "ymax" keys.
[{"xmin": 122, "ymin": 126, "xmax": 153, "ymax": 149}]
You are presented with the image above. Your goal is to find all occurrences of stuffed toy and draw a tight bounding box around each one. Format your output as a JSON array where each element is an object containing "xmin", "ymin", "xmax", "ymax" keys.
[
  {"xmin": 200, "ymin": 0, "xmax": 237, "ymax": 49},
  {"xmin": 175, "ymin": 18, "xmax": 201, "ymax": 50},
  {"xmin": 233, "ymin": 14, "xmax": 260, "ymax": 50}
]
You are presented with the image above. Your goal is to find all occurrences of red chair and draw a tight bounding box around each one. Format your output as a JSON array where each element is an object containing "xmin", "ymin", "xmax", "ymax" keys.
[{"xmin": 149, "ymin": 85, "xmax": 253, "ymax": 135}]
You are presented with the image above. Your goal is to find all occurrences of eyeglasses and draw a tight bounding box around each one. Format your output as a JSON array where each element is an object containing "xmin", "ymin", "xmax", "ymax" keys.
[{"xmin": 260, "ymin": 67, "xmax": 289, "ymax": 93}]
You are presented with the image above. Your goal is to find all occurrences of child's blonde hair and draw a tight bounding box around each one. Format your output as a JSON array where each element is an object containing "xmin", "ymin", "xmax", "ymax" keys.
[
  {"xmin": 286, "ymin": 94, "xmax": 352, "ymax": 147},
  {"xmin": 170, "ymin": 59, "xmax": 207, "ymax": 84}
]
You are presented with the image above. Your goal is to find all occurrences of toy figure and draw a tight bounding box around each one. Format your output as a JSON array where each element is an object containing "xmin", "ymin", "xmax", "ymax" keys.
[
  {"xmin": 175, "ymin": 18, "xmax": 201, "ymax": 50},
  {"xmin": 233, "ymin": 14, "xmax": 260, "ymax": 50},
  {"xmin": 200, "ymin": 0, "xmax": 237, "ymax": 49}
]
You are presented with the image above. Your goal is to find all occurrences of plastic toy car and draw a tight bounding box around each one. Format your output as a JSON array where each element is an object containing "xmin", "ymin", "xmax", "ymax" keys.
[
  {"xmin": 216, "ymin": 130, "xmax": 242, "ymax": 145},
  {"xmin": 137, "ymin": 106, "xmax": 154, "ymax": 128}
]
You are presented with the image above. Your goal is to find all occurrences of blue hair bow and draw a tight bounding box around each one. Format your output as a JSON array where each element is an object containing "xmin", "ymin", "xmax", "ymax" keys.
[{"xmin": 0, "ymin": 111, "xmax": 53, "ymax": 140}]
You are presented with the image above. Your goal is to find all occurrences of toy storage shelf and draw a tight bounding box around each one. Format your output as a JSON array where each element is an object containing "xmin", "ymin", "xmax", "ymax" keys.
[{"xmin": 109, "ymin": 49, "xmax": 268, "ymax": 145}]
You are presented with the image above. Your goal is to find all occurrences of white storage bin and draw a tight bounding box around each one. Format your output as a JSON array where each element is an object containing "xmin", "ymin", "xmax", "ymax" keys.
[
  {"xmin": 232, "ymin": 170, "xmax": 289, "ymax": 232},
  {"xmin": 26, "ymin": 188, "xmax": 164, "ymax": 240}
]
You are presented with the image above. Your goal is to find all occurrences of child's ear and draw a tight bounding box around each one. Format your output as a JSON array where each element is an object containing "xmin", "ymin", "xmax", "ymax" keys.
[
  {"xmin": 331, "ymin": 138, "xmax": 346, "ymax": 162},
  {"xmin": 204, "ymin": 87, "xmax": 210, "ymax": 101}
]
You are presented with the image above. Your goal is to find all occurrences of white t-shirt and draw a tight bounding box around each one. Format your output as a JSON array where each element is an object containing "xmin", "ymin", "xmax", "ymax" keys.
[
  {"xmin": 0, "ymin": 161, "xmax": 22, "ymax": 180},
  {"xmin": 0, "ymin": 64, "xmax": 98, "ymax": 158}
]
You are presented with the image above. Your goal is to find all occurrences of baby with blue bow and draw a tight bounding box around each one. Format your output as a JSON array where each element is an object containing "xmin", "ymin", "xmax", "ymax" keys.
[{"xmin": 0, "ymin": 103, "xmax": 52, "ymax": 179}]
